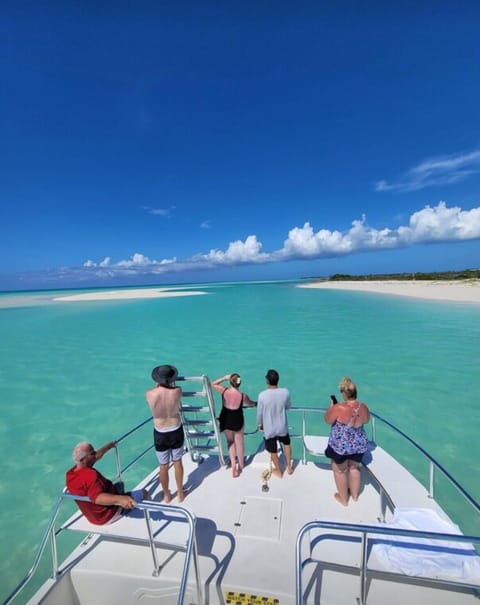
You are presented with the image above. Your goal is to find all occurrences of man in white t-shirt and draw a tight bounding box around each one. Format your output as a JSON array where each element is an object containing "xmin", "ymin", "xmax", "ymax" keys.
[{"xmin": 257, "ymin": 369, "xmax": 293, "ymax": 478}]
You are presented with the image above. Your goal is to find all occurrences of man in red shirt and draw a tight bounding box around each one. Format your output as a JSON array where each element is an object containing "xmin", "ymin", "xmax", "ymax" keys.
[{"xmin": 66, "ymin": 441, "xmax": 145, "ymax": 525}]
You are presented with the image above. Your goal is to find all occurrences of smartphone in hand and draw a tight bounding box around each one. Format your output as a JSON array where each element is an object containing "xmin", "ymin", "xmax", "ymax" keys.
[{"xmin": 330, "ymin": 394, "xmax": 338, "ymax": 404}]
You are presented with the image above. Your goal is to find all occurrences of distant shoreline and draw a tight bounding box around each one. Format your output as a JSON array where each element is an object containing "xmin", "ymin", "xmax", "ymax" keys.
[
  {"xmin": 298, "ymin": 279, "xmax": 480, "ymax": 303},
  {"xmin": 0, "ymin": 277, "xmax": 479, "ymax": 306},
  {"xmin": 52, "ymin": 287, "xmax": 208, "ymax": 302}
]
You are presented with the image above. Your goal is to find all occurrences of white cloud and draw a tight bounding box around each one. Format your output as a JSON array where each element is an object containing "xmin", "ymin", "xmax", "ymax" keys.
[
  {"xmin": 376, "ymin": 150, "xmax": 480, "ymax": 192},
  {"xmin": 201, "ymin": 220, "xmax": 212, "ymax": 229},
  {"xmin": 277, "ymin": 223, "xmax": 351, "ymax": 259},
  {"xmin": 84, "ymin": 257, "xmax": 111, "ymax": 268},
  {"xmin": 398, "ymin": 201, "xmax": 480, "ymax": 243},
  {"xmin": 70, "ymin": 202, "xmax": 480, "ymax": 282},
  {"xmin": 199, "ymin": 235, "xmax": 267, "ymax": 265},
  {"xmin": 84, "ymin": 253, "xmax": 178, "ymax": 272},
  {"xmin": 277, "ymin": 202, "xmax": 480, "ymax": 260},
  {"xmin": 143, "ymin": 206, "xmax": 175, "ymax": 217},
  {"xmin": 116, "ymin": 253, "xmax": 153, "ymax": 267}
]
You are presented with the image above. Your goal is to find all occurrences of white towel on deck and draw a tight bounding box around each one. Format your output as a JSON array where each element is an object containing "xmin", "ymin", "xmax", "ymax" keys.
[{"xmin": 370, "ymin": 507, "xmax": 480, "ymax": 582}]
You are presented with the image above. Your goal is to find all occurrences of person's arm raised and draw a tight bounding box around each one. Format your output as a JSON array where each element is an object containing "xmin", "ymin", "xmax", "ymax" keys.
[
  {"xmin": 95, "ymin": 441, "xmax": 117, "ymax": 461},
  {"xmin": 211, "ymin": 375, "xmax": 230, "ymax": 393},
  {"xmin": 324, "ymin": 399, "xmax": 339, "ymax": 424}
]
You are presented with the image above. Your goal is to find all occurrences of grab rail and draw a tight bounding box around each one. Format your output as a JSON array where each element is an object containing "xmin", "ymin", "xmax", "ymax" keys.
[
  {"xmin": 200, "ymin": 374, "xmax": 226, "ymax": 466},
  {"xmin": 59, "ymin": 494, "xmax": 201, "ymax": 600},
  {"xmin": 369, "ymin": 413, "xmax": 479, "ymax": 511},
  {"xmin": 295, "ymin": 407, "xmax": 479, "ymax": 517},
  {"xmin": 2, "ymin": 416, "xmax": 203, "ymax": 605},
  {"xmin": 4, "ymin": 396, "xmax": 479, "ymax": 605},
  {"xmin": 296, "ymin": 520, "xmax": 480, "ymax": 605},
  {"xmin": 180, "ymin": 374, "xmax": 227, "ymax": 466}
]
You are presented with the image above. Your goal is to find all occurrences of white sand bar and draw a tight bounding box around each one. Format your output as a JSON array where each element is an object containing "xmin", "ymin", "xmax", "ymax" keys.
[
  {"xmin": 298, "ymin": 280, "xmax": 480, "ymax": 304},
  {"xmin": 53, "ymin": 288, "xmax": 207, "ymax": 302}
]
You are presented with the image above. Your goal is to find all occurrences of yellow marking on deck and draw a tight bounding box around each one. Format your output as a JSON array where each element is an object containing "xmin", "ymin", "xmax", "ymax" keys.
[{"xmin": 225, "ymin": 591, "xmax": 279, "ymax": 604}]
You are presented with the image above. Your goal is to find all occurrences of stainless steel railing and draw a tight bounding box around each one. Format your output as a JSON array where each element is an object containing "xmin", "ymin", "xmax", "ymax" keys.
[
  {"xmin": 296, "ymin": 519, "xmax": 480, "ymax": 605},
  {"xmin": 369, "ymin": 413, "xmax": 479, "ymax": 510},
  {"xmin": 5, "ymin": 397, "xmax": 479, "ymax": 605},
  {"xmin": 180, "ymin": 374, "xmax": 227, "ymax": 466},
  {"xmin": 293, "ymin": 406, "xmax": 479, "ymax": 517},
  {"xmin": 2, "ymin": 416, "xmax": 203, "ymax": 605}
]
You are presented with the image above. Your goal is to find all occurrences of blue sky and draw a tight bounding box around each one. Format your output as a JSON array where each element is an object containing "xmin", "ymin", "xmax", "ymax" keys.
[{"xmin": 1, "ymin": 2, "xmax": 480, "ymax": 291}]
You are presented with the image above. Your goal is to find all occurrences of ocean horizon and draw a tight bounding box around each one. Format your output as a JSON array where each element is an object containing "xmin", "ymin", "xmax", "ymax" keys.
[{"xmin": 1, "ymin": 280, "xmax": 479, "ymax": 602}]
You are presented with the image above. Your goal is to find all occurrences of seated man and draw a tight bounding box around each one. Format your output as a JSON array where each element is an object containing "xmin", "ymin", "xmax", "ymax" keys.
[{"xmin": 66, "ymin": 440, "xmax": 147, "ymax": 525}]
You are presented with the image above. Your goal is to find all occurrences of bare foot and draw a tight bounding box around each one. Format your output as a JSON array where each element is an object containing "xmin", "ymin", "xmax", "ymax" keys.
[
  {"xmin": 350, "ymin": 495, "xmax": 359, "ymax": 502},
  {"xmin": 162, "ymin": 491, "xmax": 172, "ymax": 504},
  {"xmin": 176, "ymin": 487, "xmax": 189, "ymax": 503},
  {"xmin": 334, "ymin": 492, "xmax": 349, "ymax": 506},
  {"xmin": 287, "ymin": 465, "xmax": 294, "ymax": 475},
  {"xmin": 272, "ymin": 469, "xmax": 283, "ymax": 479}
]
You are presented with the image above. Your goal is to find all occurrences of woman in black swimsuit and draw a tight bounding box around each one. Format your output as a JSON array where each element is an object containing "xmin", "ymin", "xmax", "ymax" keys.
[{"xmin": 212, "ymin": 373, "xmax": 256, "ymax": 477}]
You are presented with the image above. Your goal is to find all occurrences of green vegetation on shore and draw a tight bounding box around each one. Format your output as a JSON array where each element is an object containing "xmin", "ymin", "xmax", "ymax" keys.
[{"xmin": 308, "ymin": 269, "xmax": 480, "ymax": 282}]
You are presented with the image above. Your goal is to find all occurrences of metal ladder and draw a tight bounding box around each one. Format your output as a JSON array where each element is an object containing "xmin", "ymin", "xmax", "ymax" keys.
[{"xmin": 179, "ymin": 374, "xmax": 226, "ymax": 466}]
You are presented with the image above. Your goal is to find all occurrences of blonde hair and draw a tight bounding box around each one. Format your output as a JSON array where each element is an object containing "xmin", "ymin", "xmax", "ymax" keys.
[
  {"xmin": 230, "ymin": 373, "xmax": 241, "ymax": 388},
  {"xmin": 339, "ymin": 376, "xmax": 357, "ymax": 399}
]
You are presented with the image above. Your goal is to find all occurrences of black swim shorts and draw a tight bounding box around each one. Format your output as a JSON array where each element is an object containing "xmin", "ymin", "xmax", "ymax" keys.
[
  {"xmin": 264, "ymin": 434, "xmax": 291, "ymax": 453},
  {"xmin": 324, "ymin": 445, "xmax": 364, "ymax": 465},
  {"xmin": 154, "ymin": 425, "xmax": 185, "ymax": 451}
]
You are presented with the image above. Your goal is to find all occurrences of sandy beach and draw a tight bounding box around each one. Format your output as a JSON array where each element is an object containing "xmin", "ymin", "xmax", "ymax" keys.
[
  {"xmin": 298, "ymin": 280, "xmax": 480, "ymax": 304},
  {"xmin": 52, "ymin": 288, "xmax": 207, "ymax": 302},
  {"xmin": 2, "ymin": 281, "xmax": 479, "ymax": 307}
]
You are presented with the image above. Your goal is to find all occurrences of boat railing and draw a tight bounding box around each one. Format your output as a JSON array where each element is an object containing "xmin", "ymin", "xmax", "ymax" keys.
[
  {"xmin": 296, "ymin": 519, "xmax": 480, "ymax": 604},
  {"xmin": 61, "ymin": 496, "xmax": 203, "ymax": 605},
  {"xmin": 5, "ymin": 400, "xmax": 479, "ymax": 605},
  {"xmin": 111, "ymin": 416, "xmax": 153, "ymax": 481},
  {"xmin": 179, "ymin": 374, "xmax": 227, "ymax": 466},
  {"xmin": 2, "ymin": 418, "xmax": 203, "ymax": 605},
  {"xmin": 369, "ymin": 413, "xmax": 479, "ymax": 512},
  {"xmin": 293, "ymin": 406, "xmax": 480, "ymax": 520}
]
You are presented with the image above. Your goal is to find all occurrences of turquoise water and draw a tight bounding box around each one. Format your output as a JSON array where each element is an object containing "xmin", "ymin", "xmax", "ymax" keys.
[{"xmin": 1, "ymin": 281, "xmax": 479, "ymax": 601}]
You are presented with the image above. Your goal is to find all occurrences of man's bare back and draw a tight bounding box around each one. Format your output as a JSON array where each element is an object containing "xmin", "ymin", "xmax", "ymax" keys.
[{"xmin": 146, "ymin": 385, "xmax": 182, "ymax": 430}]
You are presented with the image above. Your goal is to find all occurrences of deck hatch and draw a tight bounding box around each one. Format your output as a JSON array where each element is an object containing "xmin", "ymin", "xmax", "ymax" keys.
[{"xmin": 234, "ymin": 497, "xmax": 282, "ymax": 540}]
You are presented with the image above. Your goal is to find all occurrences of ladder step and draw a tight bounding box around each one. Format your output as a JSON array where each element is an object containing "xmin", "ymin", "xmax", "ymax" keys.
[
  {"xmin": 183, "ymin": 419, "xmax": 213, "ymax": 426},
  {"xmin": 181, "ymin": 404, "xmax": 210, "ymax": 412},
  {"xmin": 191, "ymin": 445, "xmax": 220, "ymax": 452},
  {"xmin": 182, "ymin": 391, "xmax": 206, "ymax": 398},
  {"xmin": 186, "ymin": 430, "xmax": 216, "ymax": 438}
]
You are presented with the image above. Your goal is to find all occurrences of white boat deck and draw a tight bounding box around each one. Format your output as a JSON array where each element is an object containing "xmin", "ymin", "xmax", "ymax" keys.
[{"xmin": 35, "ymin": 441, "xmax": 479, "ymax": 605}]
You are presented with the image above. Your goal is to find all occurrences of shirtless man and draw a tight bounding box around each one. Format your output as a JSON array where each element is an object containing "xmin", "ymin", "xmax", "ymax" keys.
[{"xmin": 146, "ymin": 364, "xmax": 185, "ymax": 503}]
